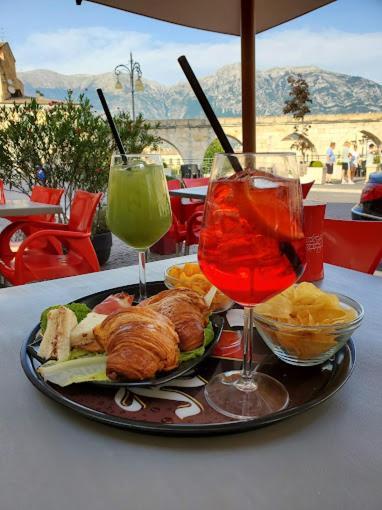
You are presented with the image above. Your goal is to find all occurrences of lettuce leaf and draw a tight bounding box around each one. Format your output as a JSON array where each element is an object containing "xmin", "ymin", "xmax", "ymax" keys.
[
  {"xmin": 38, "ymin": 355, "xmax": 108, "ymax": 387},
  {"xmin": 179, "ymin": 321, "xmax": 214, "ymax": 363}
]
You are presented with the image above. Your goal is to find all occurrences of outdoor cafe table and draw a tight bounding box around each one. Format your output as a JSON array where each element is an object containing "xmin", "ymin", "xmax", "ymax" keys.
[
  {"xmin": 0, "ymin": 255, "xmax": 381, "ymax": 510},
  {"xmin": 169, "ymin": 185, "xmax": 207, "ymax": 200},
  {"xmin": 0, "ymin": 199, "xmax": 62, "ymax": 218}
]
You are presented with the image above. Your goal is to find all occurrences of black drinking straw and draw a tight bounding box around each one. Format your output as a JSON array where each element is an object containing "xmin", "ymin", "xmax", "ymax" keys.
[
  {"xmin": 96, "ymin": 88, "xmax": 127, "ymax": 164},
  {"xmin": 178, "ymin": 56, "xmax": 242, "ymax": 174},
  {"xmin": 178, "ymin": 56, "xmax": 302, "ymax": 274}
]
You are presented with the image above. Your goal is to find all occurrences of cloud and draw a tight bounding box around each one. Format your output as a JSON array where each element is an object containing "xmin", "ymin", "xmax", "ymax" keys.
[{"xmin": 14, "ymin": 27, "xmax": 382, "ymax": 84}]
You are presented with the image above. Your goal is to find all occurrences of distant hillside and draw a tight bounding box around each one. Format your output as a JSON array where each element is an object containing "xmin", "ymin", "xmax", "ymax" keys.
[{"xmin": 18, "ymin": 64, "xmax": 382, "ymax": 118}]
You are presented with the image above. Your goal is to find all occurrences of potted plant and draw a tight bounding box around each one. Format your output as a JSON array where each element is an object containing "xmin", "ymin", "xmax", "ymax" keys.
[{"xmin": 91, "ymin": 204, "xmax": 112, "ymax": 266}]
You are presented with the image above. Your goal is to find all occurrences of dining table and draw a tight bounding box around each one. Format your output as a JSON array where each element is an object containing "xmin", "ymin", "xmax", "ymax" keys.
[
  {"xmin": 0, "ymin": 254, "xmax": 381, "ymax": 510},
  {"xmin": 0, "ymin": 199, "xmax": 62, "ymax": 218},
  {"xmin": 169, "ymin": 185, "xmax": 208, "ymax": 200}
]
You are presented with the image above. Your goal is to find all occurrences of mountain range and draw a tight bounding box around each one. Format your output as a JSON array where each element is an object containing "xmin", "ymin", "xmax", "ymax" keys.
[{"xmin": 18, "ymin": 64, "xmax": 382, "ymax": 119}]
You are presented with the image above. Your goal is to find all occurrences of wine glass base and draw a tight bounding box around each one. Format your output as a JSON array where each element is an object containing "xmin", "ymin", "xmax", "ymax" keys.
[{"xmin": 204, "ymin": 370, "xmax": 289, "ymax": 420}]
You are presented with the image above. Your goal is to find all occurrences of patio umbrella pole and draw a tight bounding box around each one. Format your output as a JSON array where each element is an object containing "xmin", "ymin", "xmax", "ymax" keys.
[{"xmin": 241, "ymin": 0, "xmax": 256, "ymax": 152}]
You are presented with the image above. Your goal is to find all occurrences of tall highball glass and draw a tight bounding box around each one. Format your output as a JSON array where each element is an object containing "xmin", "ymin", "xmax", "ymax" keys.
[
  {"xmin": 198, "ymin": 153, "xmax": 306, "ymax": 419},
  {"xmin": 107, "ymin": 154, "xmax": 172, "ymax": 301}
]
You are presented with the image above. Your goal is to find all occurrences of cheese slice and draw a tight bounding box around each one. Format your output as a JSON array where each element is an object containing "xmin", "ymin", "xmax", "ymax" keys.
[{"xmin": 70, "ymin": 312, "xmax": 107, "ymax": 347}]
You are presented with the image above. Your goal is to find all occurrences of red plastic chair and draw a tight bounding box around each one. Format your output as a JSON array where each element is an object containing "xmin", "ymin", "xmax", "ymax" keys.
[
  {"xmin": 301, "ymin": 180, "xmax": 315, "ymax": 199},
  {"xmin": 181, "ymin": 177, "xmax": 209, "ymax": 223},
  {"xmin": 0, "ymin": 180, "xmax": 5, "ymax": 205},
  {"xmin": 184, "ymin": 209, "xmax": 204, "ymax": 255},
  {"xmin": 323, "ymin": 218, "xmax": 382, "ymax": 274},
  {"xmin": 0, "ymin": 191, "xmax": 102, "ymax": 285},
  {"xmin": 152, "ymin": 180, "xmax": 187, "ymax": 255},
  {"xmin": 167, "ymin": 180, "xmax": 187, "ymax": 253},
  {"xmin": 182, "ymin": 177, "xmax": 209, "ymax": 188}
]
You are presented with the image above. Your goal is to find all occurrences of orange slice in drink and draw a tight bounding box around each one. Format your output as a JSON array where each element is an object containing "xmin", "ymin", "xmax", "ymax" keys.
[{"xmin": 231, "ymin": 178, "xmax": 304, "ymax": 241}]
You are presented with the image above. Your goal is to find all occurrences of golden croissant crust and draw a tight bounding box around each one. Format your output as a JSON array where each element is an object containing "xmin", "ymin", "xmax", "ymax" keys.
[
  {"xmin": 94, "ymin": 307, "xmax": 180, "ymax": 381},
  {"xmin": 139, "ymin": 288, "xmax": 208, "ymax": 352}
]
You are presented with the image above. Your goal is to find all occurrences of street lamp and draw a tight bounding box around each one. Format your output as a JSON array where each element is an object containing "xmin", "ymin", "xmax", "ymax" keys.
[{"xmin": 114, "ymin": 52, "xmax": 144, "ymax": 121}]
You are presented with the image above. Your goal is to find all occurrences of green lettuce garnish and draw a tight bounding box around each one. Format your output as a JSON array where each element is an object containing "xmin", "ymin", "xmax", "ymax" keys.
[
  {"xmin": 179, "ymin": 321, "xmax": 214, "ymax": 363},
  {"xmin": 40, "ymin": 303, "xmax": 91, "ymax": 333},
  {"xmin": 38, "ymin": 355, "xmax": 107, "ymax": 387}
]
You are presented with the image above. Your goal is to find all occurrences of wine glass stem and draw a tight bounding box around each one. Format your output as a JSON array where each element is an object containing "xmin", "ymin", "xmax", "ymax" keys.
[
  {"xmin": 235, "ymin": 307, "xmax": 258, "ymax": 392},
  {"xmin": 138, "ymin": 250, "xmax": 147, "ymax": 301}
]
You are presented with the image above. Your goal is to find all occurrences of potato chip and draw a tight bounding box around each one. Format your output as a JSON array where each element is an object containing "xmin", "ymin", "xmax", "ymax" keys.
[
  {"xmin": 167, "ymin": 262, "xmax": 232, "ymax": 311},
  {"xmin": 254, "ymin": 282, "xmax": 357, "ymax": 359}
]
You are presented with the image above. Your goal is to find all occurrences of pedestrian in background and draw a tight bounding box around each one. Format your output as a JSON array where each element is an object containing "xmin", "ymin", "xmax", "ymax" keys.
[
  {"xmin": 341, "ymin": 141, "xmax": 351, "ymax": 184},
  {"xmin": 349, "ymin": 144, "xmax": 359, "ymax": 184},
  {"xmin": 325, "ymin": 142, "xmax": 336, "ymax": 183}
]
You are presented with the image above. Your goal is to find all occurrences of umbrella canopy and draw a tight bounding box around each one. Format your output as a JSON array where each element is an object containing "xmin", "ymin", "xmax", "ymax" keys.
[
  {"xmin": 83, "ymin": 0, "xmax": 335, "ymax": 151},
  {"xmin": 85, "ymin": 0, "xmax": 334, "ymax": 36}
]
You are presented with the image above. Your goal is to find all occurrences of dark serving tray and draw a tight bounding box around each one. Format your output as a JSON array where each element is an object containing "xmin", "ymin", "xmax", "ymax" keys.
[{"xmin": 21, "ymin": 281, "xmax": 356, "ymax": 436}]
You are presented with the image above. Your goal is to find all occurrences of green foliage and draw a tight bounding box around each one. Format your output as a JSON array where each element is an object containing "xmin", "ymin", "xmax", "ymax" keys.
[
  {"xmin": 283, "ymin": 74, "xmax": 312, "ymax": 120},
  {"xmin": 0, "ymin": 91, "xmax": 161, "ymax": 223},
  {"xmin": 309, "ymin": 161, "xmax": 323, "ymax": 167},
  {"xmin": 283, "ymin": 74, "xmax": 313, "ymax": 160},
  {"xmin": 373, "ymin": 155, "xmax": 381, "ymax": 164},
  {"xmin": 202, "ymin": 139, "xmax": 223, "ymax": 173},
  {"xmin": 113, "ymin": 111, "xmax": 161, "ymax": 154}
]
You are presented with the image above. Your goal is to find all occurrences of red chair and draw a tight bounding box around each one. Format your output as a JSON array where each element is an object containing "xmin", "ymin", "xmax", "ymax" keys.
[
  {"xmin": 182, "ymin": 177, "xmax": 209, "ymax": 188},
  {"xmin": 151, "ymin": 180, "xmax": 187, "ymax": 255},
  {"xmin": 184, "ymin": 210, "xmax": 204, "ymax": 255},
  {"xmin": 301, "ymin": 180, "xmax": 315, "ymax": 199},
  {"xmin": 181, "ymin": 177, "xmax": 209, "ymax": 223},
  {"xmin": 323, "ymin": 218, "xmax": 382, "ymax": 274},
  {"xmin": 167, "ymin": 180, "xmax": 187, "ymax": 253},
  {"xmin": 0, "ymin": 180, "xmax": 5, "ymax": 205},
  {"xmin": 0, "ymin": 191, "xmax": 102, "ymax": 285}
]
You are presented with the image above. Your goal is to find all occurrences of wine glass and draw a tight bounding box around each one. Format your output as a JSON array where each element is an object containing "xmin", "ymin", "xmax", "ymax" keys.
[
  {"xmin": 107, "ymin": 154, "xmax": 172, "ymax": 301},
  {"xmin": 198, "ymin": 153, "xmax": 306, "ymax": 419}
]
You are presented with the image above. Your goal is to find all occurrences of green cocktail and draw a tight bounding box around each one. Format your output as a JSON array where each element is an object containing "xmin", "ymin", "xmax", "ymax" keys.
[{"xmin": 107, "ymin": 154, "xmax": 172, "ymax": 300}]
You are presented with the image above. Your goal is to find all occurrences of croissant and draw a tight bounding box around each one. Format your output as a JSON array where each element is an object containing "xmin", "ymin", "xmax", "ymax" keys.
[
  {"xmin": 94, "ymin": 307, "xmax": 180, "ymax": 381},
  {"xmin": 139, "ymin": 288, "xmax": 208, "ymax": 352}
]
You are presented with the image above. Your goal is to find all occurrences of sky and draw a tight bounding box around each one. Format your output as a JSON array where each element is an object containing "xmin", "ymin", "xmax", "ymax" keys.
[{"xmin": 1, "ymin": 0, "xmax": 382, "ymax": 84}]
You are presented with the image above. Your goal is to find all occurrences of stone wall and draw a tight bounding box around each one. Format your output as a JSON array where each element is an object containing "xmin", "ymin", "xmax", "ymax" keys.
[{"xmin": 152, "ymin": 113, "xmax": 382, "ymax": 163}]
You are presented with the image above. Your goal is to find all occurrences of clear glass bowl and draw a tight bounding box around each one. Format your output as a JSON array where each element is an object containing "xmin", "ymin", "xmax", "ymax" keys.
[
  {"xmin": 164, "ymin": 263, "xmax": 234, "ymax": 314},
  {"xmin": 253, "ymin": 292, "xmax": 364, "ymax": 366}
]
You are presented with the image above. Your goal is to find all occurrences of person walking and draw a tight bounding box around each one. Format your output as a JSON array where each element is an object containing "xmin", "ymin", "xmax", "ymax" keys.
[
  {"xmin": 325, "ymin": 142, "xmax": 336, "ymax": 183},
  {"xmin": 349, "ymin": 144, "xmax": 359, "ymax": 184},
  {"xmin": 341, "ymin": 141, "xmax": 351, "ymax": 184}
]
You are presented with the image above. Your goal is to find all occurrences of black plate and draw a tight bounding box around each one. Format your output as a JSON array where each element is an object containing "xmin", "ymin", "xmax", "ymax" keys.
[
  {"xmin": 21, "ymin": 282, "xmax": 356, "ymax": 436},
  {"xmin": 25, "ymin": 281, "xmax": 223, "ymax": 387}
]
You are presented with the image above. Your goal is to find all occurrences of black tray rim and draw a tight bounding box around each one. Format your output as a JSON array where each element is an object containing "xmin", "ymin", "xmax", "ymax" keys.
[{"xmin": 20, "ymin": 282, "xmax": 356, "ymax": 436}]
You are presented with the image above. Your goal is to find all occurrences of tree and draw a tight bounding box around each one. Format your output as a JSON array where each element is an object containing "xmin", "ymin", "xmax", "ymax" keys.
[
  {"xmin": 114, "ymin": 111, "xmax": 161, "ymax": 154},
  {"xmin": 0, "ymin": 91, "xmax": 162, "ymax": 219},
  {"xmin": 202, "ymin": 139, "xmax": 223, "ymax": 173},
  {"xmin": 283, "ymin": 74, "xmax": 313, "ymax": 161}
]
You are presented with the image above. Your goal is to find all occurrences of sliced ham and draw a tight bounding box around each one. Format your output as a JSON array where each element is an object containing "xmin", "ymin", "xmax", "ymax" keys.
[{"xmin": 93, "ymin": 292, "xmax": 134, "ymax": 315}]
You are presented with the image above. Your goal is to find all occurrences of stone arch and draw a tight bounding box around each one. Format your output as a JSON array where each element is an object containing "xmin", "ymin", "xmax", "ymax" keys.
[
  {"xmin": 359, "ymin": 130, "xmax": 381, "ymax": 147},
  {"xmin": 148, "ymin": 138, "xmax": 184, "ymax": 173},
  {"xmin": 281, "ymin": 132, "xmax": 317, "ymax": 160},
  {"xmin": 201, "ymin": 136, "xmax": 243, "ymax": 173}
]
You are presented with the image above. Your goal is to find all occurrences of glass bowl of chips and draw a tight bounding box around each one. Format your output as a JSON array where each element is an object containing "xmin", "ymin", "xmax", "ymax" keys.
[
  {"xmin": 253, "ymin": 283, "xmax": 364, "ymax": 366},
  {"xmin": 164, "ymin": 262, "xmax": 234, "ymax": 313}
]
